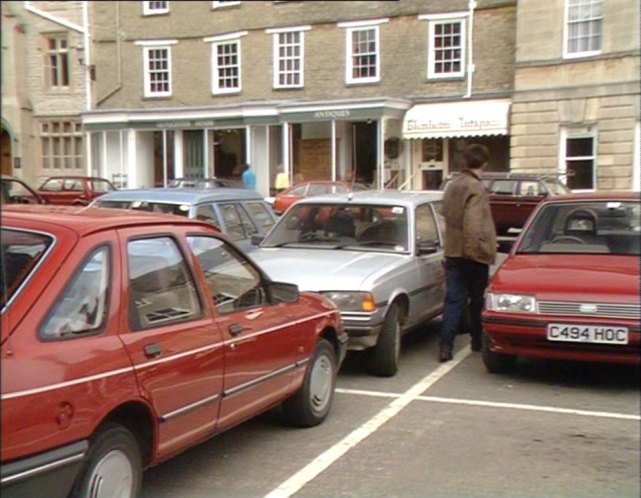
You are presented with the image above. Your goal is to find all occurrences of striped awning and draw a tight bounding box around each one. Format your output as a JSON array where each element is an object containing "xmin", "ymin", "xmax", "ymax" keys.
[{"xmin": 402, "ymin": 99, "xmax": 511, "ymax": 139}]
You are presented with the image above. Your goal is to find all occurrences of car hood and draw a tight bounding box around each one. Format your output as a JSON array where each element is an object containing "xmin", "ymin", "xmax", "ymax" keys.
[
  {"xmin": 250, "ymin": 247, "xmax": 406, "ymax": 291},
  {"xmin": 490, "ymin": 254, "xmax": 639, "ymax": 304}
]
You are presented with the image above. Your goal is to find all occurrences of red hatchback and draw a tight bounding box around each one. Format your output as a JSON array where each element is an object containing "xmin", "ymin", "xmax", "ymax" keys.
[
  {"xmin": 1, "ymin": 205, "xmax": 346, "ymax": 498},
  {"xmin": 272, "ymin": 180, "xmax": 367, "ymax": 215},
  {"xmin": 37, "ymin": 175, "xmax": 115, "ymax": 205},
  {"xmin": 482, "ymin": 192, "xmax": 640, "ymax": 372}
]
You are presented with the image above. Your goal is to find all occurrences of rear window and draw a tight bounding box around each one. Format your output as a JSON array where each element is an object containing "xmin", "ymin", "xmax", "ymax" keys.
[
  {"xmin": 1, "ymin": 229, "xmax": 54, "ymax": 309},
  {"xmin": 92, "ymin": 179, "xmax": 115, "ymax": 193}
]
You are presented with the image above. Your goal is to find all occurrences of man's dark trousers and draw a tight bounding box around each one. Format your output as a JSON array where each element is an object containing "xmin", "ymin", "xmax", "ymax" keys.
[{"xmin": 440, "ymin": 257, "xmax": 489, "ymax": 348}]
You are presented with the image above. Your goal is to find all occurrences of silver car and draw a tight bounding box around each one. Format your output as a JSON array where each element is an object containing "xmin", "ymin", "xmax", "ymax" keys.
[{"xmin": 250, "ymin": 190, "xmax": 446, "ymax": 377}]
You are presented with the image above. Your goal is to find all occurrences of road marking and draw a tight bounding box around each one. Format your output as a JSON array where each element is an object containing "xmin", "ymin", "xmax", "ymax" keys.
[
  {"xmin": 336, "ymin": 389, "xmax": 640, "ymax": 421},
  {"xmin": 261, "ymin": 345, "xmax": 471, "ymax": 498}
]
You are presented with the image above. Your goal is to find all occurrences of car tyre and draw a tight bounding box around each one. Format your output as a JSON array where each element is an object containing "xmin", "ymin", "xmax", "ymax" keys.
[
  {"xmin": 70, "ymin": 423, "xmax": 142, "ymax": 498},
  {"xmin": 282, "ymin": 339, "xmax": 336, "ymax": 428},
  {"xmin": 482, "ymin": 331, "xmax": 517, "ymax": 374},
  {"xmin": 370, "ymin": 303, "xmax": 401, "ymax": 377}
]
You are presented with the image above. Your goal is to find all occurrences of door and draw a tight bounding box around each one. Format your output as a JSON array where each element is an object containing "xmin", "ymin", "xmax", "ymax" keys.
[
  {"xmin": 116, "ymin": 228, "xmax": 224, "ymax": 459},
  {"xmin": 422, "ymin": 170, "xmax": 443, "ymax": 190},
  {"xmin": 413, "ymin": 138, "xmax": 445, "ymax": 190},
  {"xmin": 185, "ymin": 234, "xmax": 300, "ymax": 431},
  {"xmin": 412, "ymin": 203, "xmax": 446, "ymax": 323}
]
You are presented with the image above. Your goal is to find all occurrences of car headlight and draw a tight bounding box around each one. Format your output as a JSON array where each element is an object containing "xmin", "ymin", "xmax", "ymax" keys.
[
  {"xmin": 486, "ymin": 293, "xmax": 537, "ymax": 313},
  {"xmin": 321, "ymin": 291, "xmax": 376, "ymax": 312}
]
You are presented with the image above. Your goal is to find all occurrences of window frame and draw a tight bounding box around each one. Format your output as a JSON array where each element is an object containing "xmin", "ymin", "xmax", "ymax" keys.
[
  {"xmin": 268, "ymin": 26, "xmax": 310, "ymax": 89},
  {"xmin": 39, "ymin": 245, "xmax": 112, "ymax": 341},
  {"xmin": 136, "ymin": 40, "xmax": 177, "ymax": 98},
  {"xmin": 40, "ymin": 120, "xmax": 83, "ymax": 170},
  {"xmin": 426, "ymin": 16, "xmax": 466, "ymax": 79},
  {"xmin": 204, "ymin": 32, "xmax": 247, "ymax": 95},
  {"xmin": 212, "ymin": 0, "xmax": 240, "ymax": 8},
  {"xmin": 563, "ymin": 0, "xmax": 603, "ymax": 59},
  {"xmin": 338, "ymin": 19, "xmax": 388, "ymax": 85},
  {"xmin": 142, "ymin": 1, "xmax": 170, "ymax": 16},
  {"xmin": 560, "ymin": 127, "xmax": 597, "ymax": 192},
  {"xmin": 44, "ymin": 35, "xmax": 70, "ymax": 89}
]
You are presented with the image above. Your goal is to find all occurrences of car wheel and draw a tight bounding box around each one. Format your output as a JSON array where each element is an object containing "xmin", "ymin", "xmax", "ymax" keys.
[
  {"xmin": 481, "ymin": 331, "xmax": 517, "ymax": 374},
  {"xmin": 370, "ymin": 303, "xmax": 401, "ymax": 377},
  {"xmin": 70, "ymin": 423, "xmax": 142, "ymax": 498},
  {"xmin": 282, "ymin": 339, "xmax": 336, "ymax": 428}
]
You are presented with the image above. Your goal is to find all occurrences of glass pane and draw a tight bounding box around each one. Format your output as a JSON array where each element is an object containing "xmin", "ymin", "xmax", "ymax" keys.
[
  {"xmin": 40, "ymin": 247, "xmax": 110, "ymax": 337},
  {"xmin": 567, "ymin": 137, "xmax": 593, "ymax": 157}
]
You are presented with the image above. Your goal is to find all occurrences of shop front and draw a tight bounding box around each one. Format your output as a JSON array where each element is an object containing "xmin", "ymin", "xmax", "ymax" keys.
[
  {"xmin": 402, "ymin": 99, "xmax": 511, "ymax": 189},
  {"xmin": 81, "ymin": 98, "xmax": 410, "ymax": 196}
]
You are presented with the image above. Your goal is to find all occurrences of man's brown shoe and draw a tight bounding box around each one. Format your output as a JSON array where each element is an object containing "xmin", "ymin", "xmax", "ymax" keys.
[{"xmin": 439, "ymin": 343, "xmax": 453, "ymax": 362}]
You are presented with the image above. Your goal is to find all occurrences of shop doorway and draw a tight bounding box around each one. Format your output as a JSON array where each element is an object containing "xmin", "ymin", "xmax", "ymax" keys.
[
  {"xmin": 422, "ymin": 170, "xmax": 443, "ymax": 190},
  {"xmin": 214, "ymin": 128, "xmax": 244, "ymax": 182},
  {"xmin": 153, "ymin": 131, "xmax": 175, "ymax": 187},
  {"xmin": 1, "ymin": 128, "xmax": 12, "ymax": 176},
  {"xmin": 352, "ymin": 121, "xmax": 377, "ymax": 186}
]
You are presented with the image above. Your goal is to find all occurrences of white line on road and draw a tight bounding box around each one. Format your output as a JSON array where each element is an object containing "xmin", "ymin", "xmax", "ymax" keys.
[
  {"xmin": 336, "ymin": 388, "xmax": 640, "ymax": 421},
  {"xmin": 261, "ymin": 345, "xmax": 472, "ymax": 498}
]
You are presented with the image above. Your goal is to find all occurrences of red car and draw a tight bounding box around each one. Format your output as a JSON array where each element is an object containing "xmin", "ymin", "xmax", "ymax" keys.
[
  {"xmin": 272, "ymin": 180, "xmax": 367, "ymax": 215},
  {"xmin": 482, "ymin": 192, "xmax": 640, "ymax": 372},
  {"xmin": 37, "ymin": 175, "xmax": 116, "ymax": 205},
  {"xmin": 1, "ymin": 205, "xmax": 346, "ymax": 498}
]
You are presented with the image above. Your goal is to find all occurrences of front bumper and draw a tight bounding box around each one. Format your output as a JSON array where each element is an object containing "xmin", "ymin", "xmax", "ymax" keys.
[
  {"xmin": 482, "ymin": 313, "xmax": 641, "ymax": 365},
  {"xmin": 1, "ymin": 440, "xmax": 88, "ymax": 498},
  {"xmin": 340, "ymin": 309, "xmax": 386, "ymax": 350}
]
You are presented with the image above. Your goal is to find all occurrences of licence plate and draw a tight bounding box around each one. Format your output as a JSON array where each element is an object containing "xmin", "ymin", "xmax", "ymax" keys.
[{"xmin": 546, "ymin": 324, "xmax": 629, "ymax": 345}]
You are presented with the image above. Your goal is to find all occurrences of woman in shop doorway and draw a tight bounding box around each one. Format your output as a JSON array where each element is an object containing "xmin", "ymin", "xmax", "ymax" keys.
[{"xmin": 241, "ymin": 163, "xmax": 256, "ymax": 190}]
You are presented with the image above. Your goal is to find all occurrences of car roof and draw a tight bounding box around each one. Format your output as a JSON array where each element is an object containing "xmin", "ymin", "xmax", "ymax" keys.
[
  {"xmin": 1, "ymin": 204, "xmax": 216, "ymax": 236},
  {"xmin": 290, "ymin": 189, "xmax": 443, "ymax": 207},
  {"xmin": 95, "ymin": 187, "xmax": 265, "ymax": 204},
  {"xmin": 538, "ymin": 191, "xmax": 639, "ymax": 203},
  {"xmin": 41, "ymin": 175, "xmax": 110, "ymax": 180}
]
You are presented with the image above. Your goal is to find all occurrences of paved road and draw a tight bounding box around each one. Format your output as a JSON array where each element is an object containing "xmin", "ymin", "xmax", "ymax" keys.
[{"xmin": 141, "ymin": 317, "xmax": 640, "ymax": 498}]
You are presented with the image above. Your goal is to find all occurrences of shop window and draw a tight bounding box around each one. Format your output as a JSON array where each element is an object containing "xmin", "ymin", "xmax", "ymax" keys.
[
  {"xmin": 44, "ymin": 36, "xmax": 70, "ymax": 88},
  {"xmin": 564, "ymin": 0, "xmax": 602, "ymax": 58}
]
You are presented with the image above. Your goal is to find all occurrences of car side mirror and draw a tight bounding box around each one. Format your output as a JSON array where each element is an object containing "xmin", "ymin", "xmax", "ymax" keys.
[
  {"xmin": 251, "ymin": 234, "xmax": 264, "ymax": 246},
  {"xmin": 268, "ymin": 281, "xmax": 299, "ymax": 303},
  {"xmin": 417, "ymin": 240, "xmax": 440, "ymax": 255}
]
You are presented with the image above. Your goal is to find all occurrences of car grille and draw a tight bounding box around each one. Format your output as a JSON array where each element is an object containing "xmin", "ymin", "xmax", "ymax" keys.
[{"xmin": 538, "ymin": 301, "xmax": 641, "ymax": 320}]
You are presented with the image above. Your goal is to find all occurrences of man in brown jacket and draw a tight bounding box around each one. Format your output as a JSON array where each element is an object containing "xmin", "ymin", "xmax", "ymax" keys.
[{"xmin": 439, "ymin": 144, "xmax": 497, "ymax": 362}]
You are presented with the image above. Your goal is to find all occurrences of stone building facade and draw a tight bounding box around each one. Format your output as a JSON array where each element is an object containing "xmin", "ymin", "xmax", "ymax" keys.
[
  {"xmin": 1, "ymin": 0, "xmax": 91, "ymax": 186},
  {"xmin": 511, "ymin": 0, "xmax": 640, "ymax": 191},
  {"xmin": 82, "ymin": 0, "xmax": 517, "ymax": 195}
]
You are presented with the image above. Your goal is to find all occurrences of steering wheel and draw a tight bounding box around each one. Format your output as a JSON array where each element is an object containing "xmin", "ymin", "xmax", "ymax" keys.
[{"xmin": 550, "ymin": 235, "xmax": 585, "ymax": 244}]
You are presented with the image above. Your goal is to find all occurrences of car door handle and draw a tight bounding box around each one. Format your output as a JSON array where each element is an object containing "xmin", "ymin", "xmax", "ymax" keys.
[
  {"xmin": 144, "ymin": 343, "xmax": 162, "ymax": 358},
  {"xmin": 229, "ymin": 323, "xmax": 245, "ymax": 336}
]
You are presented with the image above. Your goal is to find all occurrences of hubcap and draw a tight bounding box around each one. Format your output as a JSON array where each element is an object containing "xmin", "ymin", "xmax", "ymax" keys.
[
  {"xmin": 309, "ymin": 353, "xmax": 333, "ymax": 414},
  {"xmin": 88, "ymin": 449, "xmax": 134, "ymax": 498}
]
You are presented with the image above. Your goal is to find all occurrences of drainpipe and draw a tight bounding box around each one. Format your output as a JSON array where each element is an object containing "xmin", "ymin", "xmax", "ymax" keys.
[
  {"xmin": 96, "ymin": 1, "xmax": 122, "ymax": 105},
  {"xmin": 82, "ymin": 0, "xmax": 91, "ymax": 111},
  {"xmin": 464, "ymin": 0, "xmax": 476, "ymax": 99}
]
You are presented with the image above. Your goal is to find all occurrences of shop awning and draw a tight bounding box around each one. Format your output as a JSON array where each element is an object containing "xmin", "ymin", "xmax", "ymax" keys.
[{"xmin": 402, "ymin": 99, "xmax": 510, "ymax": 139}]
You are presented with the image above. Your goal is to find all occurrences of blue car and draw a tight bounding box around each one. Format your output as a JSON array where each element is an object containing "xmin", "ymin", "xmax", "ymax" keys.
[{"xmin": 92, "ymin": 187, "xmax": 277, "ymax": 252}]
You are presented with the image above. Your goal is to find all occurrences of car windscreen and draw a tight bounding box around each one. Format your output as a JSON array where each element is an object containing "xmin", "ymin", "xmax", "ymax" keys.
[
  {"xmin": 517, "ymin": 201, "xmax": 640, "ymax": 256},
  {"xmin": 1, "ymin": 229, "xmax": 54, "ymax": 309},
  {"xmin": 261, "ymin": 203, "xmax": 409, "ymax": 252}
]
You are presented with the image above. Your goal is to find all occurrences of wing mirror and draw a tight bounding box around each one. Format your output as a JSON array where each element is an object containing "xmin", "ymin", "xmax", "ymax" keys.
[
  {"xmin": 416, "ymin": 240, "xmax": 440, "ymax": 255},
  {"xmin": 268, "ymin": 281, "xmax": 299, "ymax": 303}
]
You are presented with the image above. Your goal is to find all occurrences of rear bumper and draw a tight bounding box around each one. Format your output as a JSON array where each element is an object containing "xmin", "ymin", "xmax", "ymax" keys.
[
  {"xmin": 1, "ymin": 440, "xmax": 88, "ymax": 498},
  {"xmin": 483, "ymin": 314, "xmax": 641, "ymax": 365}
]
